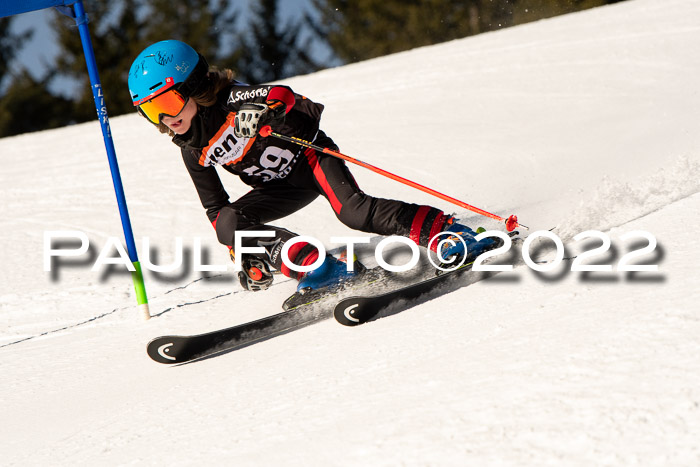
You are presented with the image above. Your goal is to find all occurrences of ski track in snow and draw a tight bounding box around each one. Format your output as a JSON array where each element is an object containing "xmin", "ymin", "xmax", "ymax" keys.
[{"xmin": 2, "ymin": 0, "xmax": 700, "ymax": 465}]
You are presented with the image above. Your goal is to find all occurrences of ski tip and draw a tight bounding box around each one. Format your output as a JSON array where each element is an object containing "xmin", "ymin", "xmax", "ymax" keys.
[
  {"xmin": 333, "ymin": 296, "xmax": 377, "ymax": 326},
  {"xmin": 334, "ymin": 299, "xmax": 365, "ymax": 326},
  {"xmin": 147, "ymin": 336, "xmax": 186, "ymax": 364}
]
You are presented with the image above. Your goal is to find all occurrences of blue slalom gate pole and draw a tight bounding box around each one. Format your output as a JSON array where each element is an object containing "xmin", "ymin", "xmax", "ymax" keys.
[
  {"xmin": 1, "ymin": 1, "xmax": 150, "ymax": 319},
  {"xmin": 66, "ymin": 1, "xmax": 150, "ymax": 320}
]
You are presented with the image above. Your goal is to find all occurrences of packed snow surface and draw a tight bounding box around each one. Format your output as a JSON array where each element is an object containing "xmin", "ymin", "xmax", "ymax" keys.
[{"xmin": 2, "ymin": 0, "xmax": 699, "ymax": 464}]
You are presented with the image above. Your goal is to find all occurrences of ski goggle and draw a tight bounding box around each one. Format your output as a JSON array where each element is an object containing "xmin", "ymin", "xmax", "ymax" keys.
[{"xmin": 136, "ymin": 89, "xmax": 188, "ymax": 124}]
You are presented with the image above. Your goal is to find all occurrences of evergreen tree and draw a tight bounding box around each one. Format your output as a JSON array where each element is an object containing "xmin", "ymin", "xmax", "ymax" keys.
[
  {"xmin": 236, "ymin": 0, "xmax": 320, "ymax": 84},
  {"xmin": 138, "ymin": 0, "xmax": 235, "ymax": 62},
  {"xmin": 0, "ymin": 17, "xmax": 67, "ymax": 137},
  {"xmin": 0, "ymin": 70, "xmax": 73, "ymax": 136},
  {"xmin": 0, "ymin": 18, "xmax": 15, "ymax": 89},
  {"xmin": 0, "ymin": 17, "xmax": 32, "ymax": 91}
]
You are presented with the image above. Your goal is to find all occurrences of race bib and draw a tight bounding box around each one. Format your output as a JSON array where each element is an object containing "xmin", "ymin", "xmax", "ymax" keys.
[{"xmin": 198, "ymin": 113, "xmax": 254, "ymax": 167}]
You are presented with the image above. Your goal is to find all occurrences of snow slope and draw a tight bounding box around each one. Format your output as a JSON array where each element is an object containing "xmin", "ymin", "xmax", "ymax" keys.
[{"xmin": 2, "ymin": 0, "xmax": 699, "ymax": 464}]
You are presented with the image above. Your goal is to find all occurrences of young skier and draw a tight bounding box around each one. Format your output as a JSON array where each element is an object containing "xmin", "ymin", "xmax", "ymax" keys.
[{"xmin": 128, "ymin": 40, "xmax": 497, "ymax": 292}]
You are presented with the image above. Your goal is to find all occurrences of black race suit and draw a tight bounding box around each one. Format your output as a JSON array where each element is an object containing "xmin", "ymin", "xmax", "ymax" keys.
[{"xmin": 173, "ymin": 81, "xmax": 448, "ymax": 279}]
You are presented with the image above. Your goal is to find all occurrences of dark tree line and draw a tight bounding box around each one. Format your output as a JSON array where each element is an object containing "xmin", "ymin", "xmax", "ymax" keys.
[
  {"xmin": 0, "ymin": 0, "xmax": 627, "ymax": 137},
  {"xmin": 309, "ymin": 0, "xmax": 627, "ymax": 63}
]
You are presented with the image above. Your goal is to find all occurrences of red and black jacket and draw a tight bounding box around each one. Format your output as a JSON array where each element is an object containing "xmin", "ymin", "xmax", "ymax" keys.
[{"xmin": 173, "ymin": 81, "xmax": 325, "ymax": 224}]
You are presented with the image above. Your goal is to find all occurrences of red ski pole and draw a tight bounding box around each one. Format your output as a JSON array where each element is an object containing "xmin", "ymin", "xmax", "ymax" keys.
[{"xmin": 259, "ymin": 126, "xmax": 527, "ymax": 231}]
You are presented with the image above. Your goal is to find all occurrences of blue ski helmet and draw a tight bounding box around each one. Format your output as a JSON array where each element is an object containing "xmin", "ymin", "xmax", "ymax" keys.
[{"xmin": 128, "ymin": 40, "xmax": 208, "ymax": 107}]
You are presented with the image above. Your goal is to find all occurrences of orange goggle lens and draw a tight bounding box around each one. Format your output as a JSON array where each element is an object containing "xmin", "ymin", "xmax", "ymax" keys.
[{"xmin": 138, "ymin": 89, "xmax": 187, "ymax": 124}]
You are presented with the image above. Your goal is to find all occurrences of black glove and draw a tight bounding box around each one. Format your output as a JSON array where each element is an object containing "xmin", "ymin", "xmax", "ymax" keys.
[{"xmin": 233, "ymin": 100, "xmax": 286, "ymax": 138}]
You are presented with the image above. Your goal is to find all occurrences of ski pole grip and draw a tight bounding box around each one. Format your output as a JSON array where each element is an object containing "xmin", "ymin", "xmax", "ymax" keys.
[{"xmin": 259, "ymin": 125, "xmax": 272, "ymax": 137}]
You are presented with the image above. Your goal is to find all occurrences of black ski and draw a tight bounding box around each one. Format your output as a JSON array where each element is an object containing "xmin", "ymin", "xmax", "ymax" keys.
[
  {"xmin": 146, "ymin": 269, "xmax": 389, "ymax": 364},
  {"xmin": 333, "ymin": 231, "xmax": 551, "ymax": 326},
  {"xmin": 147, "ymin": 304, "xmax": 330, "ymax": 364},
  {"xmin": 333, "ymin": 262, "xmax": 486, "ymax": 326},
  {"xmin": 333, "ymin": 230, "xmax": 530, "ymax": 326}
]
